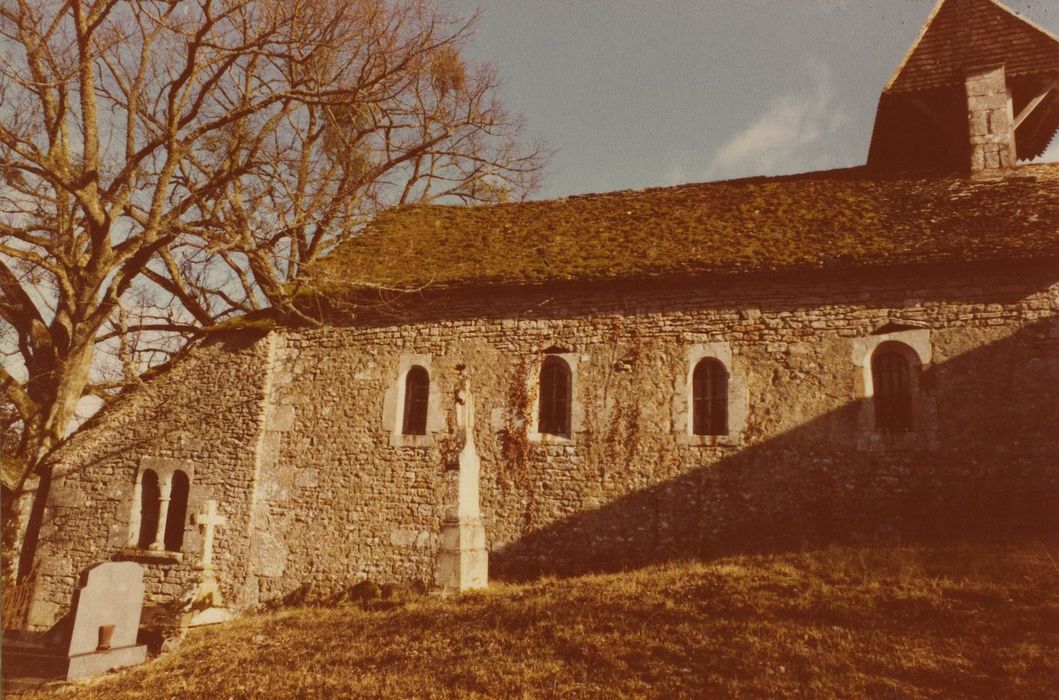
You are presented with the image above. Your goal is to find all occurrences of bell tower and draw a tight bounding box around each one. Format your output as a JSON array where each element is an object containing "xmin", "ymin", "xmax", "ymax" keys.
[{"xmin": 867, "ymin": 0, "xmax": 1059, "ymax": 174}]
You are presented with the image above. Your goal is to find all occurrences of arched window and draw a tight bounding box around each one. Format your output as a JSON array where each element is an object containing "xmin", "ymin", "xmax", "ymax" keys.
[
  {"xmin": 402, "ymin": 365, "xmax": 430, "ymax": 436},
  {"xmin": 872, "ymin": 347, "xmax": 913, "ymax": 432},
  {"xmin": 692, "ymin": 358, "xmax": 728, "ymax": 436},
  {"xmin": 164, "ymin": 470, "xmax": 190, "ymax": 552},
  {"xmin": 137, "ymin": 470, "xmax": 161, "ymax": 548},
  {"xmin": 538, "ymin": 356, "xmax": 572, "ymax": 437}
]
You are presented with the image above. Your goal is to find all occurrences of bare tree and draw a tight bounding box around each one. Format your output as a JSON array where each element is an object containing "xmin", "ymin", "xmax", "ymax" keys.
[{"xmin": 0, "ymin": 0, "xmax": 545, "ymax": 553}]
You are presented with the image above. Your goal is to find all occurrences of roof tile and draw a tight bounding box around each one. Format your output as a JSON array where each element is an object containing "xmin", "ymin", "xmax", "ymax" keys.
[
  {"xmin": 887, "ymin": 0, "xmax": 1059, "ymax": 93},
  {"xmin": 308, "ymin": 164, "xmax": 1059, "ymax": 293}
]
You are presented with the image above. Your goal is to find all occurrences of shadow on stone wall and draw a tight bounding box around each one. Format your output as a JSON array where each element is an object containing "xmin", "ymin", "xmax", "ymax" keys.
[{"xmin": 492, "ymin": 315, "xmax": 1059, "ymax": 581}]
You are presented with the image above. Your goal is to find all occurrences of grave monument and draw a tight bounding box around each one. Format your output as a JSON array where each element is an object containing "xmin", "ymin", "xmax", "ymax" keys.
[
  {"xmin": 3, "ymin": 561, "xmax": 148, "ymax": 681},
  {"xmin": 182, "ymin": 499, "xmax": 234, "ymax": 627},
  {"xmin": 435, "ymin": 377, "xmax": 489, "ymax": 592}
]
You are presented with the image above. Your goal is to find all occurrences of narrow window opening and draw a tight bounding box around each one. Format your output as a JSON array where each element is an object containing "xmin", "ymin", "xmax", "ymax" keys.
[
  {"xmin": 538, "ymin": 356, "xmax": 572, "ymax": 437},
  {"xmin": 402, "ymin": 366, "xmax": 430, "ymax": 436},
  {"xmin": 692, "ymin": 359, "xmax": 728, "ymax": 436},
  {"xmin": 164, "ymin": 470, "xmax": 190, "ymax": 552},
  {"xmin": 872, "ymin": 349, "xmax": 914, "ymax": 432},
  {"xmin": 137, "ymin": 470, "xmax": 161, "ymax": 548}
]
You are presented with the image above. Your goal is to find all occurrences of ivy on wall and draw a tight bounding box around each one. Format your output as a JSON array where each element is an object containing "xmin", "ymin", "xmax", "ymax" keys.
[{"xmin": 499, "ymin": 358, "xmax": 531, "ymax": 488}]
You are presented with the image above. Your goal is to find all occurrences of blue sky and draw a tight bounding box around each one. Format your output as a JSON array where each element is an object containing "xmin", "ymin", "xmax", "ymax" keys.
[{"xmin": 452, "ymin": 1, "xmax": 1059, "ymax": 198}]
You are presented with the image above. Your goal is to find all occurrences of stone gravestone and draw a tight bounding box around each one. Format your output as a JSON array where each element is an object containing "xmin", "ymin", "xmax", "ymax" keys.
[
  {"xmin": 65, "ymin": 561, "xmax": 148, "ymax": 679},
  {"xmin": 3, "ymin": 561, "xmax": 149, "ymax": 681},
  {"xmin": 436, "ymin": 377, "xmax": 489, "ymax": 592}
]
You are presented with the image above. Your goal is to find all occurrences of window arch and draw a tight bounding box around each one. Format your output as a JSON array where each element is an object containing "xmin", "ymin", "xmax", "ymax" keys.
[
  {"xmin": 872, "ymin": 344, "xmax": 914, "ymax": 432},
  {"xmin": 402, "ymin": 365, "xmax": 430, "ymax": 436},
  {"xmin": 538, "ymin": 356, "xmax": 572, "ymax": 437},
  {"xmin": 137, "ymin": 470, "xmax": 161, "ymax": 548},
  {"xmin": 692, "ymin": 358, "xmax": 728, "ymax": 436},
  {"xmin": 164, "ymin": 470, "xmax": 190, "ymax": 552}
]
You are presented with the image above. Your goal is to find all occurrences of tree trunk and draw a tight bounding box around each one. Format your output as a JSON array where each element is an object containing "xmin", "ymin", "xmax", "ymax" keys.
[{"xmin": 16, "ymin": 337, "xmax": 95, "ymax": 579}]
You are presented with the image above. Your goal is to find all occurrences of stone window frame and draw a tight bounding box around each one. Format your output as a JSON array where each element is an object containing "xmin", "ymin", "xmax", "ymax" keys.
[
  {"xmin": 673, "ymin": 342, "xmax": 748, "ymax": 447},
  {"xmin": 127, "ymin": 457, "xmax": 194, "ymax": 555},
  {"xmin": 852, "ymin": 329, "xmax": 938, "ymax": 452},
  {"xmin": 528, "ymin": 350, "xmax": 585, "ymax": 445},
  {"xmin": 383, "ymin": 354, "xmax": 444, "ymax": 448}
]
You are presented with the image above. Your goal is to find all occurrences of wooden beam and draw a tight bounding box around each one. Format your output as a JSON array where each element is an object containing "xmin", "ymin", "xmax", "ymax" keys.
[{"xmin": 1014, "ymin": 79, "xmax": 1059, "ymax": 130}]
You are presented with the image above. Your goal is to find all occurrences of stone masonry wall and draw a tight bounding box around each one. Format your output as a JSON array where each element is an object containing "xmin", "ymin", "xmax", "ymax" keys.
[
  {"xmin": 28, "ymin": 334, "xmax": 270, "ymax": 628},
  {"xmin": 252, "ymin": 263, "xmax": 1058, "ymax": 597},
  {"xmin": 29, "ymin": 263, "xmax": 1059, "ymax": 617}
]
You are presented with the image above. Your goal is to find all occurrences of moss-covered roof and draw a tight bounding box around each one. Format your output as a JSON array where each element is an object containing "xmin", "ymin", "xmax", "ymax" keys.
[{"xmin": 308, "ymin": 164, "xmax": 1059, "ymax": 293}]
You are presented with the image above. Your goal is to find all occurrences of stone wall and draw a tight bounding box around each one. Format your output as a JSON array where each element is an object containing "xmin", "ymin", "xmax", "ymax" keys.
[
  {"xmin": 29, "ymin": 262, "xmax": 1059, "ymax": 619},
  {"xmin": 28, "ymin": 334, "xmax": 271, "ymax": 627}
]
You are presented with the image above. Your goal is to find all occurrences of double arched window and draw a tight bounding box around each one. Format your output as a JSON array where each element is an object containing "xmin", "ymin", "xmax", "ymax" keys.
[
  {"xmin": 692, "ymin": 358, "xmax": 728, "ymax": 436},
  {"xmin": 871, "ymin": 345, "xmax": 914, "ymax": 432},
  {"xmin": 538, "ymin": 356, "xmax": 572, "ymax": 437},
  {"xmin": 134, "ymin": 468, "xmax": 190, "ymax": 552},
  {"xmin": 402, "ymin": 365, "xmax": 430, "ymax": 436}
]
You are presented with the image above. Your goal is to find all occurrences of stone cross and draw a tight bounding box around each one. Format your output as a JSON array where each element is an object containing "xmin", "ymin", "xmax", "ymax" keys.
[
  {"xmin": 437, "ymin": 377, "xmax": 488, "ymax": 591},
  {"xmin": 454, "ymin": 379, "xmax": 480, "ymax": 520},
  {"xmin": 193, "ymin": 500, "xmax": 226, "ymax": 570}
]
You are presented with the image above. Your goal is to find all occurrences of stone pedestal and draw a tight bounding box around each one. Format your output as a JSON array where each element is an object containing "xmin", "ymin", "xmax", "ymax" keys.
[
  {"xmin": 181, "ymin": 570, "xmax": 233, "ymax": 628},
  {"xmin": 2, "ymin": 636, "xmax": 148, "ymax": 682},
  {"xmin": 436, "ymin": 517, "xmax": 488, "ymax": 591}
]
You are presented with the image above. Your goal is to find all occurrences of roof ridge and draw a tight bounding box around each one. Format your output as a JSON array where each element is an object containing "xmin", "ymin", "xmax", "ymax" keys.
[
  {"xmin": 375, "ymin": 164, "xmax": 1059, "ymax": 217},
  {"xmin": 883, "ymin": 0, "xmax": 946, "ymax": 92},
  {"xmin": 987, "ymin": 0, "xmax": 1059, "ymax": 45},
  {"xmin": 884, "ymin": 0, "xmax": 1059, "ymax": 94}
]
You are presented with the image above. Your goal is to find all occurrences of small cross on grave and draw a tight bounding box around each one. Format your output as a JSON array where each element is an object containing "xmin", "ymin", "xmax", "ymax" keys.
[{"xmin": 194, "ymin": 499, "xmax": 226, "ymax": 570}]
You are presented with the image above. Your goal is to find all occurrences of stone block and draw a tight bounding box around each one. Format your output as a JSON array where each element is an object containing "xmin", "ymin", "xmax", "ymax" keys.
[
  {"xmin": 967, "ymin": 92, "xmax": 1009, "ymax": 112},
  {"xmin": 389, "ymin": 528, "xmax": 417, "ymax": 547},
  {"xmin": 252, "ymin": 532, "xmax": 288, "ymax": 578},
  {"xmin": 66, "ymin": 644, "xmax": 147, "ymax": 680},
  {"xmin": 968, "ymin": 111, "xmax": 991, "ymax": 137},
  {"xmin": 267, "ymin": 405, "xmax": 296, "ymax": 431}
]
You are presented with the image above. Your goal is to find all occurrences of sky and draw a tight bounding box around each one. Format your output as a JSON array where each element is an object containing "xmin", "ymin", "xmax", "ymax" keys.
[{"xmin": 452, "ymin": 0, "xmax": 1059, "ymax": 199}]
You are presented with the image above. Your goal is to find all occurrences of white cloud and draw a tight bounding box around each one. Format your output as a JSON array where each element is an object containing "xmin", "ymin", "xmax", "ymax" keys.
[{"xmin": 704, "ymin": 59, "xmax": 849, "ymax": 181}]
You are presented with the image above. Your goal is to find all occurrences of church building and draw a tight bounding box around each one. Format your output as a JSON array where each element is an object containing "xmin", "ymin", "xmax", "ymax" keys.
[{"xmin": 22, "ymin": 0, "xmax": 1059, "ymax": 627}]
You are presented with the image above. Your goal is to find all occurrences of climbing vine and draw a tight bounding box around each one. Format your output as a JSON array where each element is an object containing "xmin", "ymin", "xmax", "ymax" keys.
[
  {"xmin": 498, "ymin": 357, "xmax": 531, "ymax": 488},
  {"xmin": 597, "ymin": 320, "xmax": 646, "ymax": 478},
  {"xmin": 436, "ymin": 399, "xmax": 461, "ymax": 472}
]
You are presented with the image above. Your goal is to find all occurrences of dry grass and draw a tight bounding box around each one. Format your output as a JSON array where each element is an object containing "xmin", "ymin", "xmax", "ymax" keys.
[{"xmin": 24, "ymin": 541, "xmax": 1059, "ymax": 699}]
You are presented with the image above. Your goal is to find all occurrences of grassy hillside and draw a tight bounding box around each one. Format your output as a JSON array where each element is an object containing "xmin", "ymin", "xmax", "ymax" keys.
[{"xmin": 26, "ymin": 542, "xmax": 1059, "ymax": 699}]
